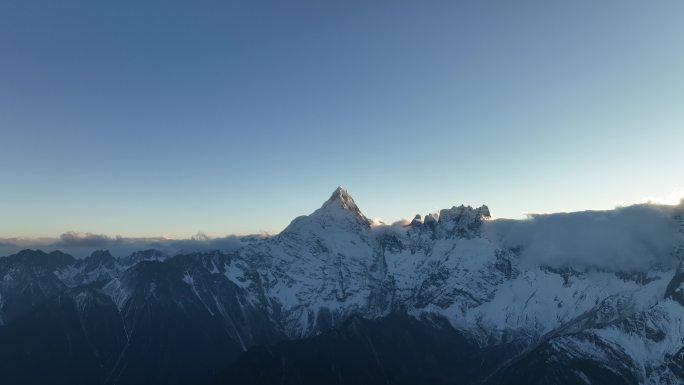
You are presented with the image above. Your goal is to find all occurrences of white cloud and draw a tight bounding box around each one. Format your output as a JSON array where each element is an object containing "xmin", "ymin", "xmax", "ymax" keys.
[
  {"xmin": 485, "ymin": 202, "xmax": 684, "ymax": 272},
  {"xmin": 642, "ymin": 189, "xmax": 684, "ymax": 205}
]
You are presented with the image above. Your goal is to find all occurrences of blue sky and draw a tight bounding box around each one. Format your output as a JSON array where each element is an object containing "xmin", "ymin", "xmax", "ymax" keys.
[{"xmin": 1, "ymin": 0, "xmax": 683, "ymax": 238}]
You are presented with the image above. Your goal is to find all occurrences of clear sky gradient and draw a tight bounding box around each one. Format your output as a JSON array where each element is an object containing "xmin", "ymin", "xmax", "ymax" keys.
[{"xmin": 1, "ymin": 0, "xmax": 683, "ymax": 238}]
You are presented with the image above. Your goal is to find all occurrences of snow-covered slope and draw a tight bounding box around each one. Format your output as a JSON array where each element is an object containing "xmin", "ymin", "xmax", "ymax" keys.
[
  {"xmin": 220, "ymin": 187, "xmax": 684, "ymax": 383},
  {"xmin": 1, "ymin": 187, "xmax": 683, "ymax": 384}
]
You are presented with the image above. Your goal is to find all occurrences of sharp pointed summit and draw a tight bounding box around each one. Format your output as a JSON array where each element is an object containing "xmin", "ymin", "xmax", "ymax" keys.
[
  {"xmin": 281, "ymin": 187, "xmax": 371, "ymax": 235},
  {"xmin": 318, "ymin": 186, "xmax": 370, "ymax": 225},
  {"xmin": 323, "ymin": 186, "xmax": 359, "ymax": 211}
]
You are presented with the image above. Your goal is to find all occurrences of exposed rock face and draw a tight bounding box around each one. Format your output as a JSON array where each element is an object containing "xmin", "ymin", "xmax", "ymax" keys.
[{"xmin": 666, "ymin": 261, "xmax": 684, "ymax": 306}]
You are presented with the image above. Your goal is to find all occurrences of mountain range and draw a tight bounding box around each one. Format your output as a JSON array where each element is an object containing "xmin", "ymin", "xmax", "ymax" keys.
[{"xmin": 1, "ymin": 187, "xmax": 683, "ymax": 385}]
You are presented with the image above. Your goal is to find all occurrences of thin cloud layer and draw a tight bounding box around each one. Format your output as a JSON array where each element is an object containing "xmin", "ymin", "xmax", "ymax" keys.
[
  {"xmin": 60, "ymin": 232, "xmax": 117, "ymax": 247},
  {"xmin": 0, "ymin": 232, "xmax": 268, "ymax": 258}
]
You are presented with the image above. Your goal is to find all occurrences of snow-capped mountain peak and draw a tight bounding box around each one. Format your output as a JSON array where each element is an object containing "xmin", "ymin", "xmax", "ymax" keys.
[
  {"xmin": 317, "ymin": 186, "xmax": 370, "ymax": 224},
  {"xmin": 282, "ymin": 187, "xmax": 371, "ymax": 236},
  {"xmin": 325, "ymin": 186, "xmax": 357, "ymax": 208},
  {"xmin": 434, "ymin": 204, "xmax": 491, "ymax": 239}
]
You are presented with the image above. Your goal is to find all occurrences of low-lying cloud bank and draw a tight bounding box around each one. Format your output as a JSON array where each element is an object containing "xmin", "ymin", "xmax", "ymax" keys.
[
  {"xmin": 0, "ymin": 232, "xmax": 268, "ymax": 259},
  {"xmin": 484, "ymin": 203, "xmax": 684, "ymax": 272},
  {"xmin": 2, "ymin": 202, "xmax": 683, "ymax": 272}
]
